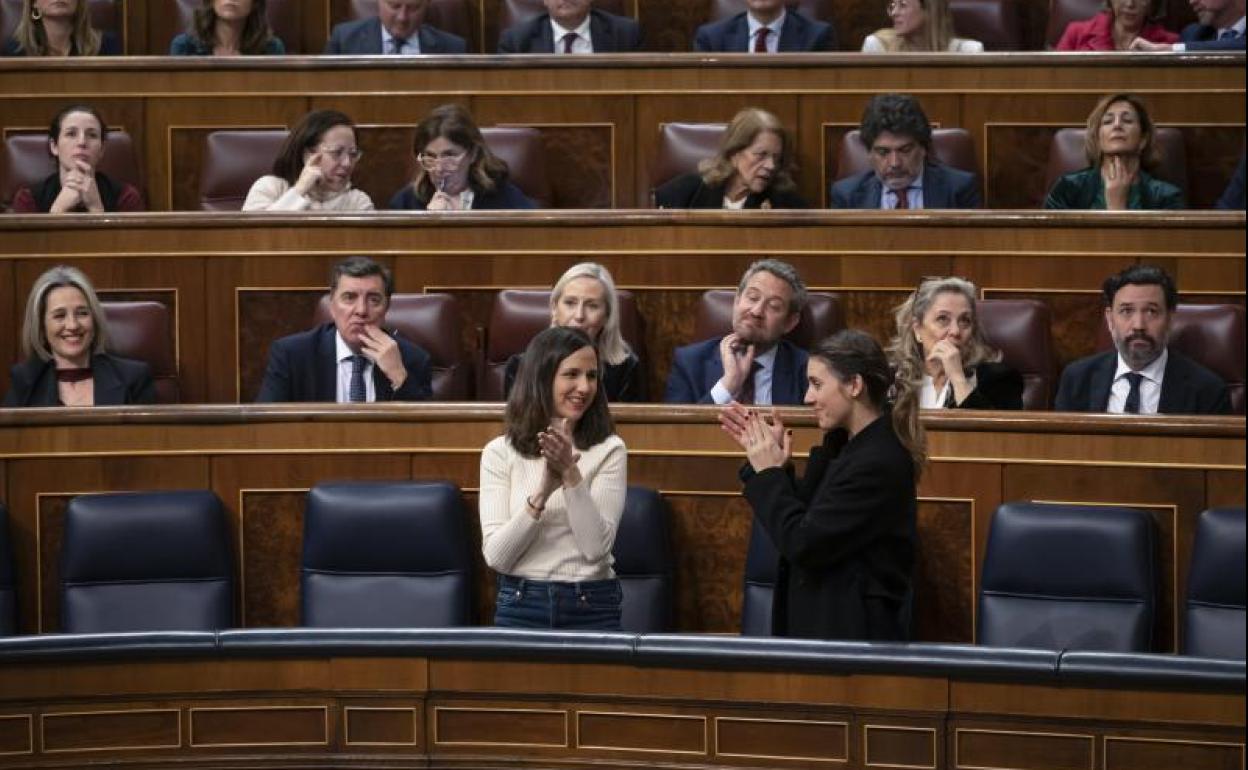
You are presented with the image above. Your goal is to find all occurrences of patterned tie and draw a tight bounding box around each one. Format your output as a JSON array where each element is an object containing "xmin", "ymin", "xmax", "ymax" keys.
[
  {"xmin": 738, "ymin": 361, "xmax": 764, "ymax": 405},
  {"xmin": 1123, "ymin": 372, "xmax": 1144, "ymax": 414},
  {"xmin": 894, "ymin": 187, "xmax": 910, "ymax": 209},
  {"xmin": 349, "ymin": 355, "xmax": 369, "ymax": 403},
  {"xmin": 390, "ymin": 37, "xmax": 405, "ymax": 54},
  {"xmin": 561, "ymin": 32, "xmax": 577, "ymax": 53},
  {"xmin": 754, "ymin": 27, "xmax": 770, "ymax": 52}
]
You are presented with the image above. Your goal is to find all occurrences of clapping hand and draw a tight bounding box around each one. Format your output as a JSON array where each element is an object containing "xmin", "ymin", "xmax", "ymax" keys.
[
  {"xmin": 538, "ymin": 417, "xmax": 582, "ymax": 487},
  {"xmin": 719, "ymin": 402, "xmax": 791, "ymax": 471}
]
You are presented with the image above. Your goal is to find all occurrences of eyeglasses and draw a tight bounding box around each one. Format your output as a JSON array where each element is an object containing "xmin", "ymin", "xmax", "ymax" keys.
[
  {"xmin": 886, "ymin": 0, "xmax": 913, "ymax": 12},
  {"xmin": 417, "ymin": 150, "xmax": 467, "ymax": 170},
  {"xmin": 319, "ymin": 145, "xmax": 363, "ymax": 163}
]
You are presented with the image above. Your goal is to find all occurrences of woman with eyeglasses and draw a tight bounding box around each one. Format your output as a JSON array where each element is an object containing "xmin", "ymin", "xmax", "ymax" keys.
[
  {"xmin": 655, "ymin": 107, "xmax": 806, "ymax": 210},
  {"xmin": 861, "ymin": 0, "xmax": 983, "ymax": 52},
  {"xmin": 388, "ymin": 104, "xmax": 536, "ymax": 211},
  {"xmin": 242, "ymin": 109, "xmax": 374, "ymax": 211}
]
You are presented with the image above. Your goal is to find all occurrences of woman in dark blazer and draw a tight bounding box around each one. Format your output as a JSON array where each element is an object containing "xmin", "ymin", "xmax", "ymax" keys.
[
  {"xmin": 655, "ymin": 107, "xmax": 807, "ymax": 210},
  {"xmin": 889, "ymin": 276, "xmax": 1023, "ymax": 410},
  {"xmin": 169, "ymin": 0, "xmax": 286, "ymax": 55},
  {"xmin": 3, "ymin": 266, "xmax": 155, "ymax": 407},
  {"xmin": 720, "ymin": 330, "xmax": 924, "ymax": 641}
]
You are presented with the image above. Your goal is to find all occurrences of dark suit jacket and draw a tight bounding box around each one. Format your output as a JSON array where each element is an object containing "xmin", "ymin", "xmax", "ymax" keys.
[
  {"xmin": 324, "ymin": 17, "xmax": 467, "ymax": 54},
  {"xmin": 3, "ymin": 353, "xmax": 155, "ymax": 407},
  {"xmin": 387, "ymin": 180, "xmax": 536, "ymax": 210},
  {"xmin": 1054, "ymin": 349, "xmax": 1231, "ymax": 415},
  {"xmin": 497, "ymin": 9, "xmax": 643, "ymax": 53},
  {"xmin": 504, "ymin": 351, "xmax": 645, "ymax": 402},
  {"xmin": 829, "ymin": 164, "xmax": 982, "ymax": 209},
  {"xmin": 1180, "ymin": 22, "xmax": 1246, "ymax": 51},
  {"xmin": 742, "ymin": 417, "xmax": 917, "ymax": 641},
  {"xmin": 654, "ymin": 172, "xmax": 807, "ymax": 209},
  {"xmin": 950, "ymin": 361, "xmax": 1024, "ymax": 410},
  {"xmin": 255, "ymin": 323, "xmax": 433, "ymax": 403},
  {"xmin": 1216, "ymin": 156, "xmax": 1245, "ymax": 210},
  {"xmin": 664, "ymin": 337, "xmax": 808, "ymax": 404},
  {"xmin": 694, "ymin": 10, "xmax": 836, "ymax": 52}
]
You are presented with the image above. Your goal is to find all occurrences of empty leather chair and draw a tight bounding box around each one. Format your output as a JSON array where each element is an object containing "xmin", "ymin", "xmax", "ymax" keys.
[
  {"xmin": 692, "ymin": 289, "xmax": 844, "ymax": 350},
  {"xmin": 101, "ymin": 301, "xmax": 180, "ymax": 404},
  {"xmin": 1, "ymin": 130, "xmax": 142, "ymax": 212},
  {"xmin": 198, "ymin": 129, "xmax": 288, "ymax": 211},
  {"xmin": 0, "ymin": 503, "xmax": 14, "ymax": 636},
  {"xmin": 976, "ymin": 299, "xmax": 1056, "ymax": 409},
  {"xmin": 301, "ymin": 481, "xmax": 474, "ymax": 628},
  {"xmin": 315, "ymin": 293, "xmax": 472, "ymax": 399},
  {"xmin": 740, "ymin": 516, "xmax": 778, "ymax": 636},
  {"xmin": 1044, "ymin": 0, "xmax": 1102, "ymax": 47},
  {"xmin": 480, "ymin": 288, "xmax": 645, "ymax": 400},
  {"xmin": 61, "ymin": 490, "xmax": 233, "ymax": 633},
  {"xmin": 707, "ymin": 0, "xmax": 835, "ymax": 23},
  {"xmin": 613, "ymin": 486, "xmax": 675, "ymax": 633},
  {"xmin": 978, "ymin": 502, "xmax": 1156, "ymax": 652},
  {"xmin": 1043, "ymin": 126, "xmax": 1188, "ymax": 203},
  {"xmin": 350, "ymin": 0, "xmax": 477, "ymax": 50},
  {"xmin": 836, "ymin": 128, "xmax": 980, "ymax": 182},
  {"xmin": 1, "ymin": 0, "xmax": 120, "ymax": 51},
  {"xmin": 480, "ymin": 126, "xmax": 552, "ymax": 208},
  {"xmin": 1184, "ymin": 507, "xmax": 1245, "ymax": 659},
  {"xmin": 650, "ymin": 122, "xmax": 726, "ymax": 206},
  {"xmin": 173, "ymin": 0, "xmax": 302, "ymax": 52},
  {"xmin": 950, "ymin": 0, "xmax": 1022, "ymax": 50}
]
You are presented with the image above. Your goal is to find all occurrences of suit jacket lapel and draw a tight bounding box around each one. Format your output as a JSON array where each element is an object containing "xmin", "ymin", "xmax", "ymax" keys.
[
  {"xmin": 534, "ymin": 18, "xmax": 555, "ymax": 52},
  {"xmin": 418, "ymin": 26, "xmax": 440, "ymax": 53},
  {"xmin": 90, "ymin": 355, "xmax": 126, "ymax": 405},
  {"xmin": 373, "ymin": 353, "xmax": 395, "ymax": 401},
  {"xmin": 772, "ymin": 343, "xmax": 797, "ymax": 404},
  {"xmin": 1091, "ymin": 353, "xmax": 1117, "ymax": 411},
  {"xmin": 588, "ymin": 11, "xmax": 609, "ymax": 51},
  {"xmin": 777, "ymin": 13, "xmax": 802, "ymax": 51},
  {"xmin": 704, "ymin": 343, "xmax": 726, "ymax": 400},
  {"xmin": 923, "ymin": 164, "xmax": 948, "ymax": 208},
  {"xmin": 1157, "ymin": 351, "xmax": 1185, "ymax": 413},
  {"xmin": 315, "ymin": 326, "xmax": 339, "ymax": 402},
  {"xmin": 727, "ymin": 16, "xmax": 750, "ymax": 51},
  {"xmin": 857, "ymin": 175, "xmax": 883, "ymax": 208}
]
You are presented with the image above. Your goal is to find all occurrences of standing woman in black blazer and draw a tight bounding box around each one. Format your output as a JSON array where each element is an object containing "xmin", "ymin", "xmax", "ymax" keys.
[
  {"xmin": 889, "ymin": 276, "xmax": 1023, "ymax": 410},
  {"xmin": 720, "ymin": 330, "xmax": 925, "ymax": 641},
  {"xmin": 3, "ymin": 266, "xmax": 155, "ymax": 407}
]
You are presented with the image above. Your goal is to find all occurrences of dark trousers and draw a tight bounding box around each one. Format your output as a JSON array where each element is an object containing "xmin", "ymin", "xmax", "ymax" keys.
[{"xmin": 493, "ymin": 574, "xmax": 622, "ymax": 631}]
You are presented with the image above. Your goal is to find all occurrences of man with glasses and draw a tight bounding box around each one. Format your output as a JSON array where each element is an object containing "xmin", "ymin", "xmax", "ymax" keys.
[
  {"xmin": 325, "ymin": 0, "xmax": 467, "ymax": 54},
  {"xmin": 830, "ymin": 94, "xmax": 981, "ymax": 210}
]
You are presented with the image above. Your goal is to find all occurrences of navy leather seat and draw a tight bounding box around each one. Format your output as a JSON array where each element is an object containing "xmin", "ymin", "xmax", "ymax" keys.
[
  {"xmin": 740, "ymin": 517, "xmax": 778, "ymax": 636},
  {"xmin": 1184, "ymin": 507, "xmax": 1246, "ymax": 659},
  {"xmin": 301, "ymin": 481, "xmax": 473, "ymax": 628},
  {"xmin": 61, "ymin": 491, "xmax": 233, "ymax": 633},
  {"xmin": 613, "ymin": 487, "xmax": 675, "ymax": 633},
  {"xmin": 0, "ymin": 503, "xmax": 14, "ymax": 636},
  {"xmin": 978, "ymin": 502, "xmax": 1156, "ymax": 652}
]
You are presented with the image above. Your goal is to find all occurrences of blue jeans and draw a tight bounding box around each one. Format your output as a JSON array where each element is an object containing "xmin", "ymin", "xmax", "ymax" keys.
[{"xmin": 493, "ymin": 574, "xmax": 622, "ymax": 631}]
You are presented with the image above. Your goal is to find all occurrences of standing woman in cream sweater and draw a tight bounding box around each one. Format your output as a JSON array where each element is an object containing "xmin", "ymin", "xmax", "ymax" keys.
[{"xmin": 479, "ymin": 326, "xmax": 628, "ymax": 630}]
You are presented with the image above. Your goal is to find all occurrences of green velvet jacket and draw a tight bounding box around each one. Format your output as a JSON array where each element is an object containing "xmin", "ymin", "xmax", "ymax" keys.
[{"xmin": 1043, "ymin": 167, "xmax": 1185, "ymax": 210}]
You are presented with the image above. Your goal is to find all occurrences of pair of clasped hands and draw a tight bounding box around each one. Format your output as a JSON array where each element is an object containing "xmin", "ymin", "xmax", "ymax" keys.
[
  {"xmin": 528, "ymin": 418, "xmax": 583, "ymax": 519},
  {"xmin": 51, "ymin": 158, "xmax": 104, "ymax": 213},
  {"xmin": 717, "ymin": 334, "xmax": 792, "ymax": 473}
]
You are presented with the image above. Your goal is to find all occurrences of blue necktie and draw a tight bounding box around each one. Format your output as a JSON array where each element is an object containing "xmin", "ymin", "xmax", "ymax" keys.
[
  {"xmin": 1123, "ymin": 372, "xmax": 1143, "ymax": 414},
  {"xmin": 349, "ymin": 355, "xmax": 368, "ymax": 403}
]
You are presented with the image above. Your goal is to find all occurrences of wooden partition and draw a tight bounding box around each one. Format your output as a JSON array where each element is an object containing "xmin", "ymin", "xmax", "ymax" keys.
[
  {"xmin": 0, "ymin": 405, "xmax": 1242, "ymax": 650},
  {"xmin": 0, "ymin": 211, "xmax": 1242, "ymax": 403},
  {"xmin": 0, "ymin": 55, "xmax": 1242, "ymax": 211}
]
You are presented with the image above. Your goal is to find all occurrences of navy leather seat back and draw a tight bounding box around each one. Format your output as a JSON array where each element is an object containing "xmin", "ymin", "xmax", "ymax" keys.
[
  {"xmin": 612, "ymin": 487, "xmax": 674, "ymax": 632},
  {"xmin": 978, "ymin": 502, "xmax": 1156, "ymax": 652},
  {"xmin": 61, "ymin": 491, "xmax": 233, "ymax": 633},
  {"xmin": 0, "ymin": 503, "xmax": 14, "ymax": 635},
  {"xmin": 740, "ymin": 516, "xmax": 778, "ymax": 636},
  {"xmin": 1184, "ymin": 507, "xmax": 1246, "ymax": 659},
  {"xmin": 301, "ymin": 481, "xmax": 473, "ymax": 628}
]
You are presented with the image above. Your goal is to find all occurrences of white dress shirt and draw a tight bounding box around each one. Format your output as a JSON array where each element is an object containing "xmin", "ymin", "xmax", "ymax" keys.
[
  {"xmin": 335, "ymin": 331, "xmax": 376, "ymax": 403},
  {"xmin": 919, "ymin": 370, "xmax": 979, "ymax": 409},
  {"xmin": 381, "ymin": 24, "xmax": 422, "ymax": 54},
  {"xmin": 882, "ymin": 168, "xmax": 925, "ymax": 210},
  {"xmin": 551, "ymin": 15, "xmax": 594, "ymax": 53},
  {"xmin": 710, "ymin": 344, "xmax": 778, "ymax": 405},
  {"xmin": 747, "ymin": 10, "xmax": 785, "ymax": 53},
  {"xmin": 1107, "ymin": 348, "xmax": 1167, "ymax": 414}
]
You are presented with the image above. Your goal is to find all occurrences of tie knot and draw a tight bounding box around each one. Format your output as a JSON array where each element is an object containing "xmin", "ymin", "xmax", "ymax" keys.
[{"xmin": 1125, "ymin": 372, "xmax": 1144, "ymax": 386}]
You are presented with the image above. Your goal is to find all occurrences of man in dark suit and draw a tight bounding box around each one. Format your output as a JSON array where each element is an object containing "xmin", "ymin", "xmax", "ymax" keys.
[
  {"xmin": 831, "ymin": 94, "xmax": 981, "ymax": 210},
  {"xmin": 325, "ymin": 0, "xmax": 467, "ymax": 54},
  {"xmin": 694, "ymin": 0, "xmax": 836, "ymax": 52},
  {"xmin": 498, "ymin": 0, "xmax": 643, "ymax": 53},
  {"xmin": 1130, "ymin": 0, "xmax": 1244, "ymax": 50},
  {"xmin": 665, "ymin": 259, "xmax": 809, "ymax": 405},
  {"xmin": 256, "ymin": 257, "xmax": 433, "ymax": 403},
  {"xmin": 1055, "ymin": 265, "xmax": 1230, "ymax": 415}
]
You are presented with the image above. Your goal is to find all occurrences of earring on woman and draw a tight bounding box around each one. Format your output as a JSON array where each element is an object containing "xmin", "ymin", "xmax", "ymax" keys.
[{"xmin": 31, "ymin": 5, "xmax": 43, "ymax": 20}]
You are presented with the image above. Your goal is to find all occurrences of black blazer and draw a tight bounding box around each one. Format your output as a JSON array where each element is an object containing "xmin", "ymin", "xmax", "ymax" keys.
[
  {"xmin": 503, "ymin": 350, "xmax": 645, "ymax": 402},
  {"xmin": 497, "ymin": 9, "xmax": 643, "ymax": 53},
  {"xmin": 1054, "ymin": 349, "xmax": 1231, "ymax": 415},
  {"xmin": 323, "ymin": 17, "xmax": 467, "ymax": 54},
  {"xmin": 3, "ymin": 353, "xmax": 155, "ymax": 407},
  {"xmin": 829, "ymin": 164, "xmax": 982, "ymax": 209},
  {"xmin": 742, "ymin": 416, "xmax": 917, "ymax": 641},
  {"xmin": 255, "ymin": 323, "xmax": 433, "ymax": 403},
  {"xmin": 655, "ymin": 172, "xmax": 807, "ymax": 210},
  {"xmin": 693, "ymin": 10, "xmax": 836, "ymax": 51},
  {"xmin": 950, "ymin": 361, "xmax": 1024, "ymax": 410}
]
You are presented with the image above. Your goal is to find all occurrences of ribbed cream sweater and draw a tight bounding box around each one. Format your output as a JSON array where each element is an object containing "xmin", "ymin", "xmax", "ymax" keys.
[{"xmin": 479, "ymin": 433, "xmax": 627, "ymax": 581}]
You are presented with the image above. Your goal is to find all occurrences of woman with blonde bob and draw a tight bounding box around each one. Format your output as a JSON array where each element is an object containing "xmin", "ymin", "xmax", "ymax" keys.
[
  {"xmin": 862, "ymin": 0, "xmax": 983, "ymax": 52},
  {"xmin": 3, "ymin": 266, "xmax": 155, "ymax": 407},
  {"xmin": 889, "ymin": 276, "xmax": 1022, "ymax": 410},
  {"xmin": 503, "ymin": 262, "xmax": 644, "ymax": 402},
  {"xmin": 655, "ymin": 108, "xmax": 806, "ymax": 209},
  {"xmin": 1045, "ymin": 93, "xmax": 1184, "ymax": 210},
  {"xmin": 2, "ymin": 0, "xmax": 119, "ymax": 56}
]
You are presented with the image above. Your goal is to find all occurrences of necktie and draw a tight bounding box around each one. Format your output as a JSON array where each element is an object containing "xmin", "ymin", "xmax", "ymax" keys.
[
  {"xmin": 349, "ymin": 355, "xmax": 368, "ymax": 403},
  {"xmin": 754, "ymin": 27, "xmax": 770, "ymax": 53},
  {"xmin": 894, "ymin": 187, "xmax": 910, "ymax": 209},
  {"xmin": 1123, "ymin": 372, "xmax": 1144, "ymax": 414},
  {"xmin": 738, "ymin": 361, "xmax": 764, "ymax": 405},
  {"xmin": 561, "ymin": 32, "xmax": 577, "ymax": 53},
  {"xmin": 390, "ymin": 38, "xmax": 405, "ymax": 54}
]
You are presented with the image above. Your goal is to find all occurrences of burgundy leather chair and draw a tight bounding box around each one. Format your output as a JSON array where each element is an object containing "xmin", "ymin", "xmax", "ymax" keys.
[
  {"xmin": 1043, "ymin": 127, "xmax": 1188, "ymax": 202},
  {"xmin": 950, "ymin": 0, "xmax": 1022, "ymax": 50},
  {"xmin": 649, "ymin": 122, "xmax": 726, "ymax": 206},
  {"xmin": 692, "ymin": 289, "xmax": 844, "ymax": 350},
  {"xmin": 499, "ymin": 0, "xmax": 631, "ymax": 32},
  {"xmin": 1, "ymin": 0, "xmax": 119, "ymax": 51},
  {"xmin": 314, "ymin": 293, "xmax": 473, "ymax": 400},
  {"xmin": 101, "ymin": 301, "xmax": 180, "ymax": 404},
  {"xmin": 1094, "ymin": 303, "xmax": 1245, "ymax": 414},
  {"xmin": 1, "ymin": 131, "xmax": 142, "ymax": 211},
  {"xmin": 708, "ymin": 0, "xmax": 835, "ymax": 23},
  {"xmin": 1044, "ymin": 0, "xmax": 1104, "ymax": 47},
  {"xmin": 479, "ymin": 288, "xmax": 644, "ymax": 401},
  {"xmin": 479, "ymin": 126, "xmax": 552, "ymax": 208},
  {"xmin": 836, "ymin": 128, "xmax": 980, "ymax": 181},
  {"xmin": 349, "ymin": 0, "xmax": 477, "ymax": 50},
  {"xmin": 172, "ymin": 0, "xmax": 302, "ymax": 52},
  {"xmin": 197, "ymin": 129, "xmax": 287, "ymax": 211},
  {"xmin": 976, "ymin": 299, "xmax": 1056, "ymax": 410}
]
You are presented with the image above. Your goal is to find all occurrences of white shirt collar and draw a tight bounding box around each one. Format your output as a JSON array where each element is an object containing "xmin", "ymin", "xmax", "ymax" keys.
[
  {"xmin": 1114, "ymin": 346, "xmax": 1168, "ymax": 384},
  {"xmin": 1220, "ymin": 16, "xmax": 1246, "ymax": 35},
  {"xmin": 551, "ymin": 14, "xmax": 592, "ymax": 42},
  {"xmin": 752, "ymin": 344, "xmax": 779, "ymax": 371},
  {"xmin": 747, "ymin": 9, "xmax": 786, "ymax": 36},
  {"xmin": 335, "ymin": 330, "xmax": 363, "ymax": 362},
  {"xmin": 380, "ymin": 24, "xmax": 421, "ymax": 54}
]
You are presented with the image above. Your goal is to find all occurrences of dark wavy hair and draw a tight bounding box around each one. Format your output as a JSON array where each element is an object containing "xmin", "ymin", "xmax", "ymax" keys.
[
  {"xmin": 407, "ymin": 104, "xmax": 511, "ymax": 204},
  {"xmin": 271, "ymin": 110, "xmax": 355, "ymax": 185},
  {"xmin": 505, "ymin": 327, "xmax": 614, "ymax": 458},
  {"xmin": 1101, "ymin": 264, "xmax": 1177, "ymax": 310},
  {"xmin": 47, "ymin": 104, "xmax": 108, "ymax": 148},
  {"xmin": 190, "ymin": 0, "xmax": 277, "ymax": 55},
  {"xmin": 859, "ymin": 94, "xmax": 933, "ymax": 154}
]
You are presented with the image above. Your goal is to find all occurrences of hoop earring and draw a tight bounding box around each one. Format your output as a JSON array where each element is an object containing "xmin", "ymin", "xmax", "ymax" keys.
[{"xmin": 31, "ymin": 5, "xmax": 43, "ymax": 21}]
